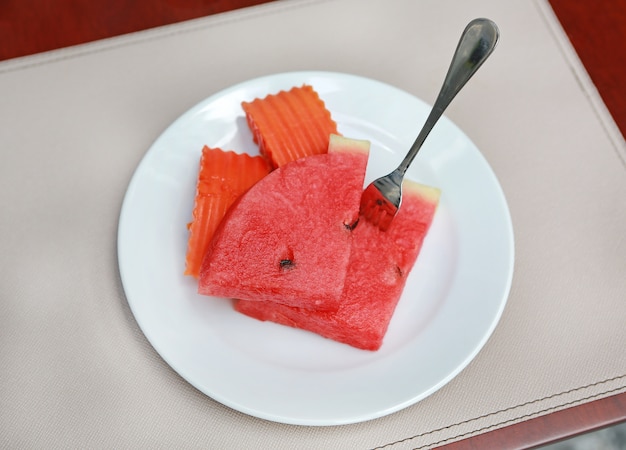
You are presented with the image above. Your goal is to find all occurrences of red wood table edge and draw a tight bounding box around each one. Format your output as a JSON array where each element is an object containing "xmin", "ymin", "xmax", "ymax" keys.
[
  {"xmin": 1, "ymin": 1, "xmax": 624, "ymax": 448},
  {"xmin": 436, "ymin": 391, "xmax": 626, "ymax": 449},
  {"xmin": 548, "ymin": 0, "xmax": 626, "ymax": 141}
]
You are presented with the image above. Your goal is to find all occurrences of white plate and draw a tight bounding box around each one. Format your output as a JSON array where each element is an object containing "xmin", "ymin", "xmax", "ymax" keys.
[{"xmin": 117, "ymin": 71, "xmax": 514, "ymax": 426}]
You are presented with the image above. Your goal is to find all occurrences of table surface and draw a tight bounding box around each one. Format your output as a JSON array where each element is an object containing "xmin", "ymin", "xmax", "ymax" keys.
[{"xmin": 1, "ymin": 1, "xmax": 624, "ymax": 448}]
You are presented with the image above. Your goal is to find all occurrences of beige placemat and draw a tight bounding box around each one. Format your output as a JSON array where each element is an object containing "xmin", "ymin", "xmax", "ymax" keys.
[{"xmin": 1, "ymin": 0, "xmax": 625, "ymax": 448}]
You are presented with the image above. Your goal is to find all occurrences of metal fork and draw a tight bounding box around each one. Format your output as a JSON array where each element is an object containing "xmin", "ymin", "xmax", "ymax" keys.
[{"xmin": 359, "ymin": 18, "xmax": 500, "ymax": 231}]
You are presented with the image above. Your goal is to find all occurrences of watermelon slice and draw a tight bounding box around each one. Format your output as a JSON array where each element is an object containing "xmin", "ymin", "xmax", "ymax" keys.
[
  {"xmin": 242, "ymin": 85, "xmax": 339, "ymax": 168},
  {"xmin": 235, "ymin": 181, "xmax": 440, "ymax": 351},
  {"xmin": 185, "ymin": 146, "xmax": 271, "ymax": 278},
  {"xmin": 198, "ymin": 135, "xmax": 370, "ymax": 311}
]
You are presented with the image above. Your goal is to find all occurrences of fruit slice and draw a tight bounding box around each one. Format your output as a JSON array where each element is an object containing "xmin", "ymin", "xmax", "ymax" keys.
[
  {"xmin": 198, "ymin": 135, "xmax": 370, "ymax": 311},
  {"xmin": 184, "ymin": 146, "xmax": 271, "ymax": 278},
  {"xmin": 235, "ymin": 181, "xmax": 440, "ymax": 351},
  {"xmin": 242, "ymin": 85, "xmax": 339, "ymax": 168}
]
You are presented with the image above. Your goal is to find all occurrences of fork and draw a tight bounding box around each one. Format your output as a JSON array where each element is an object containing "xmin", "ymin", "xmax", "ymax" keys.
[{"xmin": 359, "ymin": 18, "xmax": 500, "ymax": 231}]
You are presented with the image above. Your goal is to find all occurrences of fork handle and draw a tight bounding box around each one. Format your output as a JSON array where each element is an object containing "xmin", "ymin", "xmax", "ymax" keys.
[{"xmin": 397, "ymin": 18, "xmax": 499, "ymax": 176}]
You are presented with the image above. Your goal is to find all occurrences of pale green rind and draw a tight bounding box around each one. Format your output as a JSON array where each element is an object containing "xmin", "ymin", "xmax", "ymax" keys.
[
  {"xmin": 328, "ymin": 134, "xmax": 371, "ymax": 157},
  {"xmin": 403, "ymin": 179, "xmax": 441, "ymax": 205}
]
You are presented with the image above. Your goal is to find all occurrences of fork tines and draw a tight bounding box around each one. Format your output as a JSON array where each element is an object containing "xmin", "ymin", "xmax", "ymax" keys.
[{"xmin": 359, "ymin": 182, "xmax": 401, "ymax": 231}]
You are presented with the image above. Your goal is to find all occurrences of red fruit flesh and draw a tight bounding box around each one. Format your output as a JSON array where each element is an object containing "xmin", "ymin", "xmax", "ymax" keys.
[
  {"xmin": 235, "ymin": 182, "xmax": 440, "ymax": 351},
  {"xmin": 198, "ymin": 135, "xmax": 370, "ymax": 311}
]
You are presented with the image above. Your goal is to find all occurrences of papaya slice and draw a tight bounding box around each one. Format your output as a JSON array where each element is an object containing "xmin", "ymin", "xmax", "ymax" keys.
[{"xmin": 242, "ymin": 85, "xmax": 339, "ymax": 168}]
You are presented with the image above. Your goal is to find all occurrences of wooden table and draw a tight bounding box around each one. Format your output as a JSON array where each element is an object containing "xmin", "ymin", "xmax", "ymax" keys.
[{"xmin": 2, "ymin": 1, "xmax": 624, "ymax": 448}]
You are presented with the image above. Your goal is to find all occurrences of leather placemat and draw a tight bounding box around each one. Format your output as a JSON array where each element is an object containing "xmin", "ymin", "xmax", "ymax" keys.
[{"xmin": 1, "ymin": 0, "xmax": 625, "ymax": 448}]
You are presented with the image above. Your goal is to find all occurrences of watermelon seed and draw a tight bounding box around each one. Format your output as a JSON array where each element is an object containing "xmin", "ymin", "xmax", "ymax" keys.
[
  {"xmin": 395, "ymin": 265, "xmax": 404, "ymax": 277},
  {"xmin": 344, "ymin": 218, "xmax": 359, "ymax": 231},
  {"xmin": 279, "ymin": 259, "xmax": 295, "ymax": 270}
]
